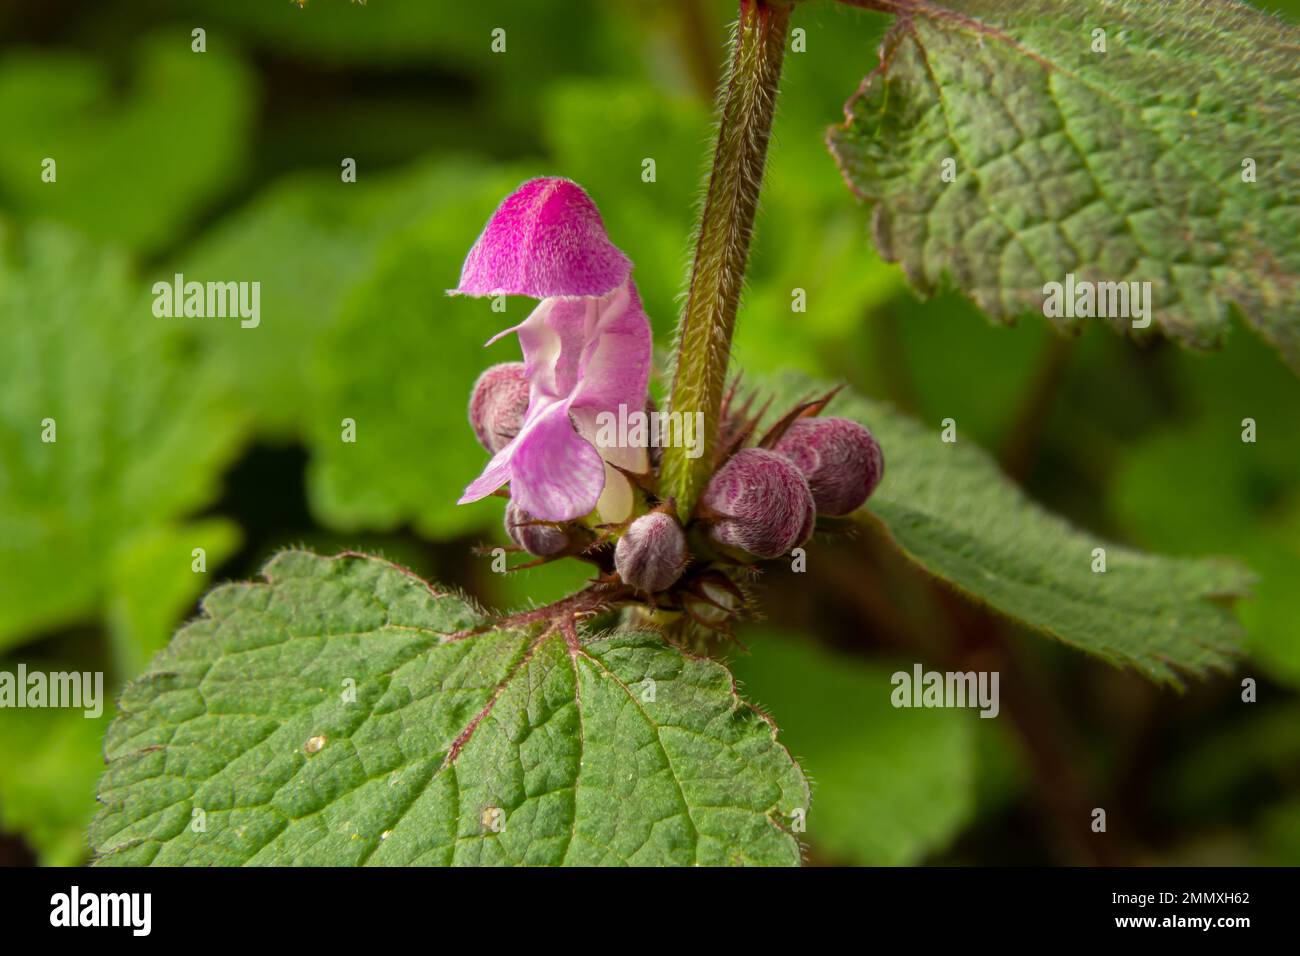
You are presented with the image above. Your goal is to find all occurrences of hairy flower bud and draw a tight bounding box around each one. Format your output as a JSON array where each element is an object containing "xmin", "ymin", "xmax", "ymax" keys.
[
  {"xmin": 773, "ymin": 417, "xmax": 883, "ymax": 516},
  {"xmin": 700, "ymin": 448, "xmax": 815, "ymax": 559},
  {"xmin": 504, "ymin": 501, "xmax": 570, "ymax": 557},
  {"xmin": 469, "ymin": 362, "xmax": 530, "ymax": 453},
  {"xmin": 615, "ymin": 511, "xmax": 687, "ymax": 592}
]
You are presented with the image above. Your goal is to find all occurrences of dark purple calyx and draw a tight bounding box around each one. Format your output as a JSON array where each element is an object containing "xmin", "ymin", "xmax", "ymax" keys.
[
  {"xmin": 504, "ymin": 500, "xmax": 571, "ymax": 557},
  {"xmin": 700, "ymin": 448, "xmax": 815, "ymax": 559},
  {"xmin": 773, "ymin": 416, "xmax": 883, "ymax": 516}
]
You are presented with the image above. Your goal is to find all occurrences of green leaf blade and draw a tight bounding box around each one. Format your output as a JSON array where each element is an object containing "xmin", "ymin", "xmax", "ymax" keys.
[
  {"xmin": 828, "ymin": 0, "xmax": 1300, "ymax": 369},
  {"xmin": 91, "ymin": 551, "xmax": 808, "ymax": 866}
]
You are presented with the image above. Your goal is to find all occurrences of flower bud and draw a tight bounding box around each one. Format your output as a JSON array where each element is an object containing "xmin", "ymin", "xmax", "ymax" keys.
[
  {"xmin": 615, "ymin": 511, "xmax": 687, "ymax": 593},
  {"xmin": 700, "ymin": 448, "xmax": 815, "ymax": 559},
  {"xmin": 469, "ymin": 362, "xmax": 530, "ymax": 453},
  {"xmin": 504, "ymin": 501, "xmax": 570, "ymax": 557},
  {"xmin": 773, "ymin": 417, "xmax": 883, "ymax": 516}
]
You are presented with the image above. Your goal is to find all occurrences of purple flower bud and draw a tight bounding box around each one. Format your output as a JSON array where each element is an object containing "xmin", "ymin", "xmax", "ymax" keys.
[
  {"xmin": 773, "ymin": 417, "xmax": 884, "ymax": 516},
  {"xmin": 615, "ymin": 511, "xmax": 687, "ymax": 592},
  {"xmin": 469, "ymin": 362, "xmax": 530, "ymax": 453},
  {"xmin": 504, "ymin": 501, "xmax": 570, "ymax": 557},
  {"xmin": 700, "ymin": 448, "xmax": 815, "ymax": 559}
]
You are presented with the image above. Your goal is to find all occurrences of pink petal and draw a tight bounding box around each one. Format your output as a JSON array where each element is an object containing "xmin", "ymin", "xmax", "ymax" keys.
[
  {"xmin": 458, "ymin": 444, "xmax": 514, "ymax": 505},
  {"xmin": 571, "ymin": 282, "xmax": 652, "ymax": 415},
  {"xmin": 512, "ymin": 297, "xmax": 592, "ymax": 400},
  {"xmin": 505, "ymin": 402, "xmax": 607, "ymax": 521},
  {"xmin": 453, "ymin": 178, "xmax": 631, "ymax": 299},
  {"xmin": 508, "ymin": 283, "xmax": 650, "ymax": 423}
]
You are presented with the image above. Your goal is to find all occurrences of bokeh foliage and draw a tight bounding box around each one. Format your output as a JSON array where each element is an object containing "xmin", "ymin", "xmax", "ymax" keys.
[{"xmin": 0, "ymin": 0, "xmax": 1297, "ymax": 866}]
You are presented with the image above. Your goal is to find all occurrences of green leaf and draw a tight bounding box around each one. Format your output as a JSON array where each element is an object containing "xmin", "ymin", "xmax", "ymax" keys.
[
  {"xmin": 0, "ymin": 226, "xmax": 246, "ymax": 652},
  {"xmin": 730, "ymin": 630, "xmax": 973, "ymax": 865},
  {"xmin": 762, "ymin": 373, "xmax": 1251, "ymax": 684},
  {"xmin": 91, "ymin": 551, "xmax": 808, "ymax": 866},
  {"xmin": 0, "ymin": 34, "xmax": 254, "ymax": 255},
  {"xmin": 827, "ymin": 0, "xmax": 1300, "ymax": 370}
]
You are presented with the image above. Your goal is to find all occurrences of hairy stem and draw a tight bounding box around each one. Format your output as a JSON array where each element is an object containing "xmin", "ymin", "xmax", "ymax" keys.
[{"xmin": 662, "ymin": 0, "xmax": 791, "ymax": 516}]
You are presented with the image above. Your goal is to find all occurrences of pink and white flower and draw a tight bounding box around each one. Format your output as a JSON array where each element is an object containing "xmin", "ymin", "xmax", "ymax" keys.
[{"xmin": 452, "ymin": 178, "xmax": 651, "ymax": 523}]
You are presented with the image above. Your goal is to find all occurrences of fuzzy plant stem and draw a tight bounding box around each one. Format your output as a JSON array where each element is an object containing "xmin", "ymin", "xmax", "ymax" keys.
[{"xmin": 661, "ymin": 0, "xmax": 791, "ymax": 517}]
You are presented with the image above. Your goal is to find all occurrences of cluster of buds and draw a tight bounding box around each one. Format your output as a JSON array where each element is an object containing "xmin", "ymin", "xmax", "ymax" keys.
[
  {"xmin": 469, "ymin": 361, "xmax": 884, "ymax": 606},
  {"xmin": 675, "ymin": 397, "xmax": 883, "ymax": 569}
]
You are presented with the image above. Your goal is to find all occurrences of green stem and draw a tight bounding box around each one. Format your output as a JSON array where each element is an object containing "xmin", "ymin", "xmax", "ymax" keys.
[{"xmin": 661, "ymin": 0, "xmax": 791, "ymax": 516}]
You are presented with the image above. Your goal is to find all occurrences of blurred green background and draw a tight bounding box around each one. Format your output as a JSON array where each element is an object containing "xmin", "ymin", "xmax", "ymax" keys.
[{"xmin": 1, "ymin": 0, "xmax": 1298, "ymax": 867}]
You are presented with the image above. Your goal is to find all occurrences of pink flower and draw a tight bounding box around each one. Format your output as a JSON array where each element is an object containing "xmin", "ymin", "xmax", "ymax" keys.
[{"xmin": 452, "ymin": 178, "xmax": 652, "ymax": 523}]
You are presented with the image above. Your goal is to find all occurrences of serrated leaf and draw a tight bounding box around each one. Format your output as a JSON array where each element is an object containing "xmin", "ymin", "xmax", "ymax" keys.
[
  {"xmin": 762, "ymin": 373, "xmax": 1251, "ymax": 684},
  {"xmin": 827, "ymin": 0, "xmax": 1300, "ymax": 369},
  {"xmin": 91, "ymin": 551, "xmax": 808, "ymax": 866},
  {"xmin": 0, "ymin": 34, "xmax": 254, "ymax": 255},
  {"xmin": 730, "ymin": 630, "xmax": 973, "ymax": 865},
  {"xmin": 0, "ymin": 226, "xmax": 246, "ymax": 652}
]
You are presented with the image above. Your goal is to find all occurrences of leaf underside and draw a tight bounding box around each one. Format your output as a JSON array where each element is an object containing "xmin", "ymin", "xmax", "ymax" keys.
[
  {"xmin": 764, "ymin": 373, "xmax": 1252, "ymax": 685},
  {"xmin": 829, "ymin": 0, "xmax": 1300, "ymax": 370},
  {"xmin": 90, "ymin": 551, "xmax": 808, "ymax": 866}
]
